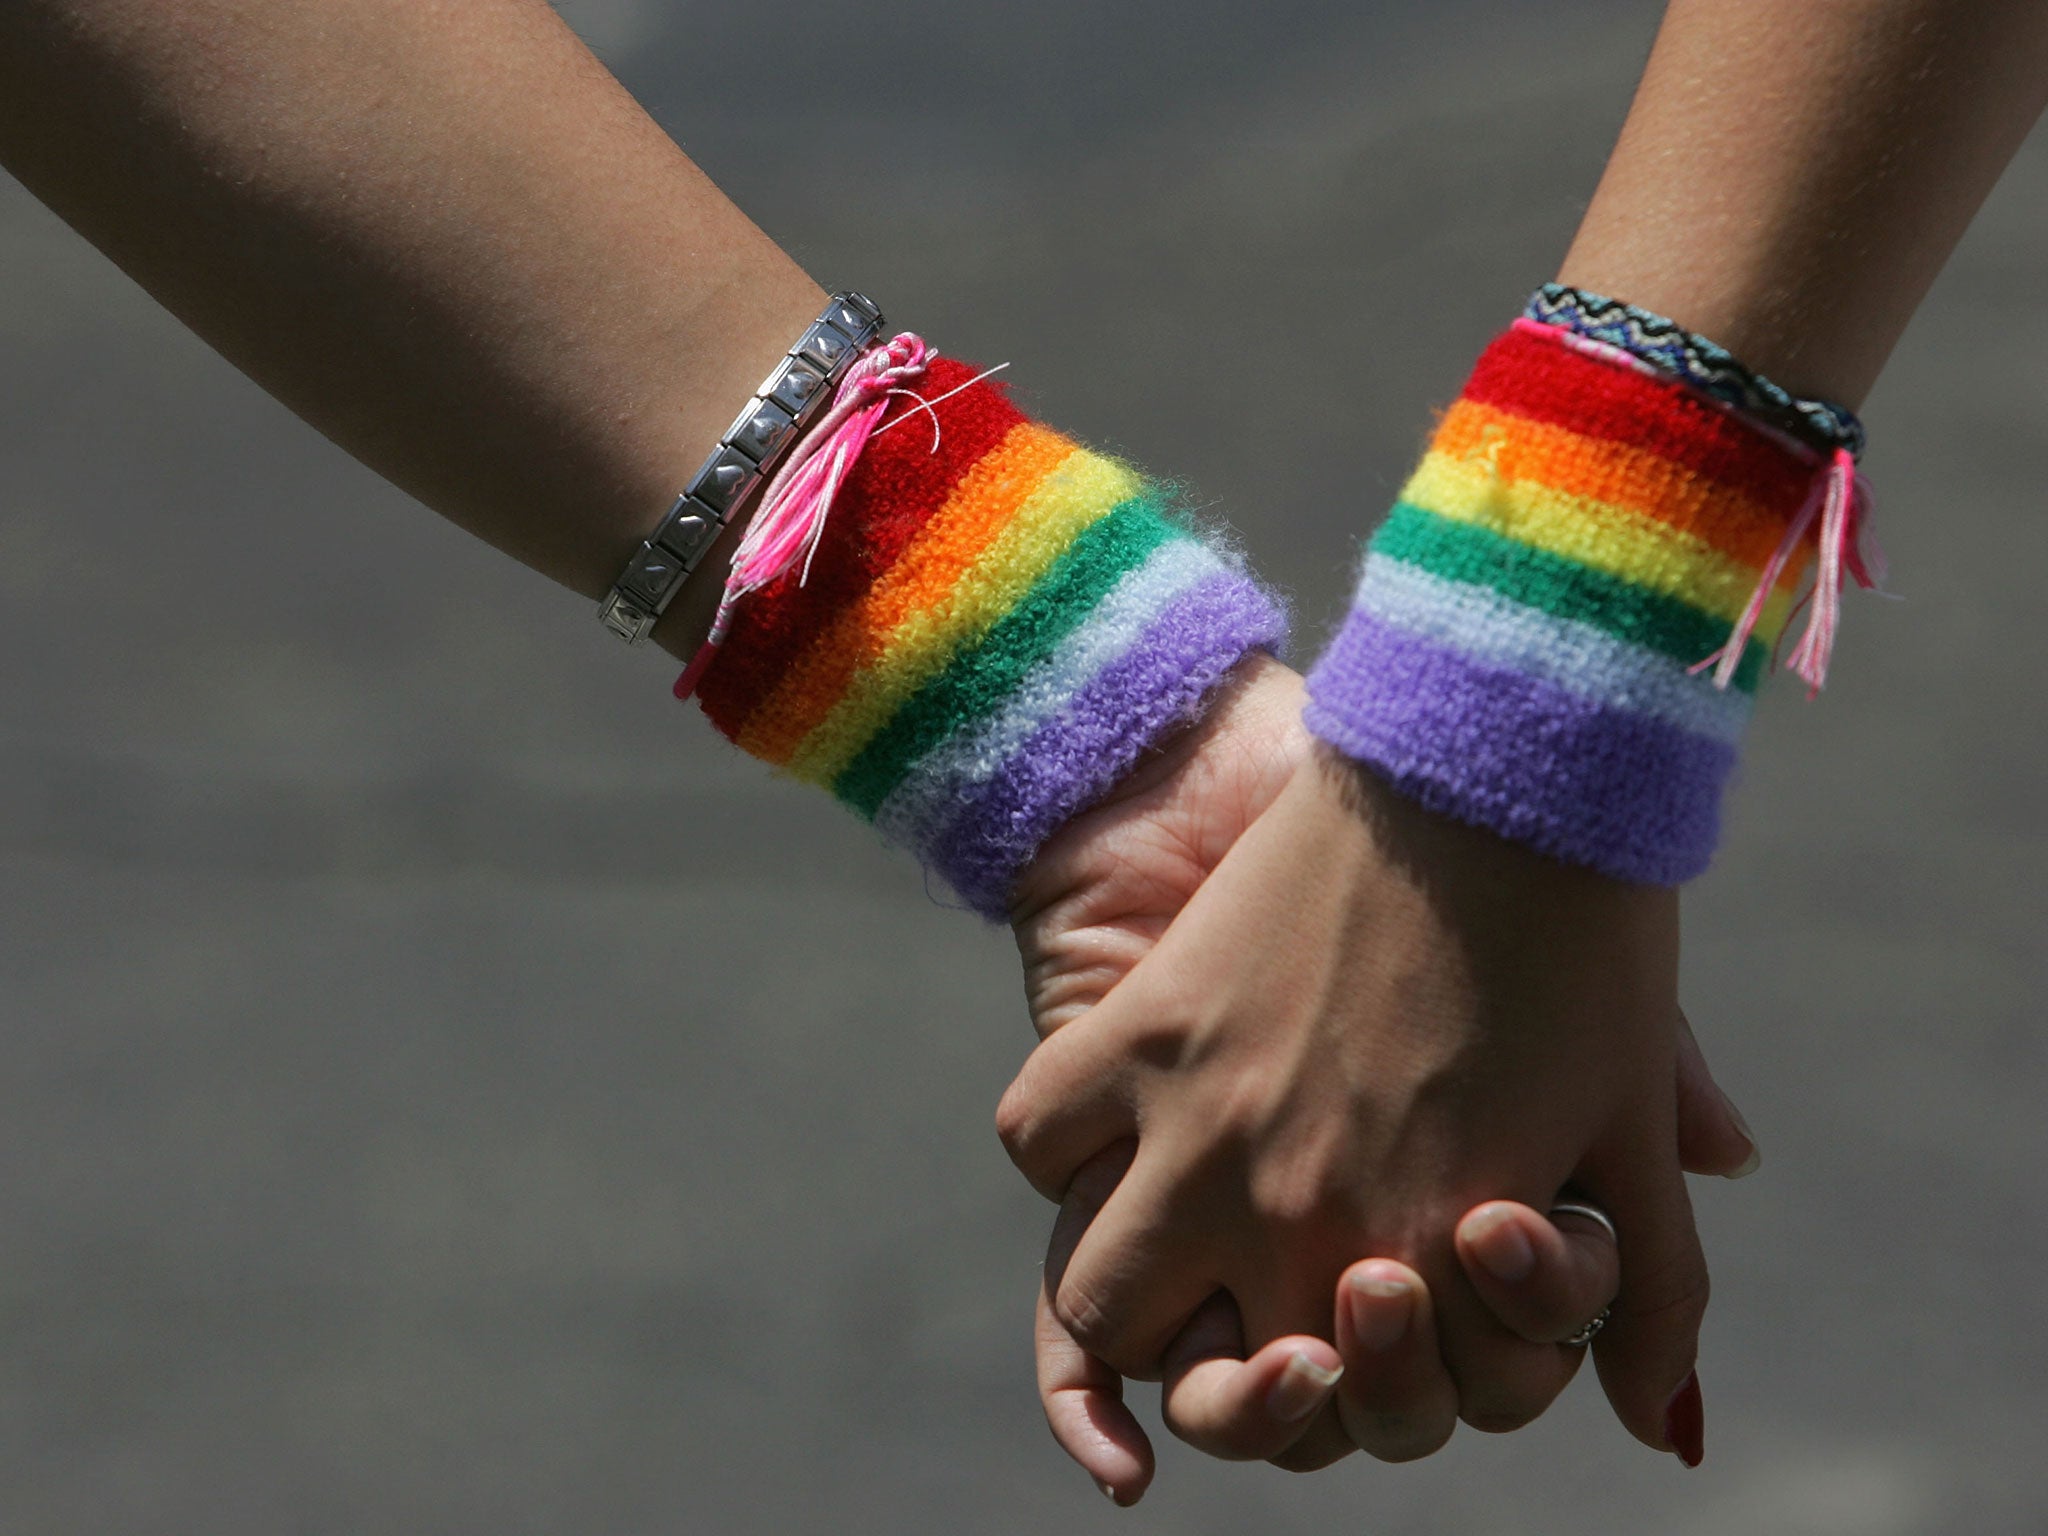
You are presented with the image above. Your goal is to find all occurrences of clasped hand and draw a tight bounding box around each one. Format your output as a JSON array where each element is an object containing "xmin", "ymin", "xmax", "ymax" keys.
[{"xmin": 1005, "ymin": 658, "xmax": 1749, "ymax": 1499}]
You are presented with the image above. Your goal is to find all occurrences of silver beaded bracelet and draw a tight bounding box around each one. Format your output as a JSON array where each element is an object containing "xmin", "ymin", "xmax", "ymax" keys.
[{"xmin": 598, "ymin": 290, "xmax": 884, "ymax": 643}]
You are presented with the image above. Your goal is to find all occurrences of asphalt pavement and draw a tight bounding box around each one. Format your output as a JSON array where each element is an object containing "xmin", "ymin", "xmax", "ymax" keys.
[{"xmin": 1, "ymin": 3, "xmax": 2044, "ymax": 1531}]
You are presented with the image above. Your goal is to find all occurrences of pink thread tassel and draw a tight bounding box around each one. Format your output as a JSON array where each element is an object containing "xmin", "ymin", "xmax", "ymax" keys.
[
  {"xmin": 674, "ymin": 333, "xmax": 936, "ymax": 699},
  {"xmin": 1691, "ymin": 447, "xmax": 1880, "ymax": 699}
]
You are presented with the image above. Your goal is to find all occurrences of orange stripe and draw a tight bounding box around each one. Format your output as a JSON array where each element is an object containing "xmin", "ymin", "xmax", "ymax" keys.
[
  {"xmin": 1434, "ymin": 399, "xmax": 1802, "ymax": 570},
  {"xmin": 734, "ymin": 421, "xmax": 1078, "ymax": 763}
]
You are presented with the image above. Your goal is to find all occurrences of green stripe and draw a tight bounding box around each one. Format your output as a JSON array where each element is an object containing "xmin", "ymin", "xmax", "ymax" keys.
[
  {"xmin": 1371, "ymin": 502, "xmax": 1765, "ymax": 694},
  {"xmin": 833, "ymin": 494, "xmax": 1184, "ymax": 818}
]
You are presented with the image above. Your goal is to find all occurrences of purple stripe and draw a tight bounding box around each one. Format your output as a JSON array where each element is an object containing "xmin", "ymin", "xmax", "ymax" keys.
[
  {"xmin": 1304, "ymin": 609, "xmax": 1731, "ymax": 884},
  {"xmin": 928, "ymin": 573, "xmax": 1286, "ymax": 918}
]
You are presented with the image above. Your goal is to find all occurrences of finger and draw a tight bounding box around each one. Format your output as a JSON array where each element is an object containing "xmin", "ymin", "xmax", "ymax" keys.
[
  {"xmin": 1333, "ymin": 1259, "xmax": 1460, "ymax": 1462},
  {"xmin": 1037, "ymin": 1278, "xmax": 1154, "ymax": 1505},
  {"xmin": 1048, "ymin": 1155, "xmax": 1220, "ymax": 1379},
  {"xmin": 1431, "ymin": 1249, "xmax": 1586, "ymax": 1435},
  {"xmin": 1673, "ymin": 1008, "xmax": 1761, "ymax": 1179},
  {"xmin": 1585, "ymin": 1143, "xmax": 1711, "ymax": 1466},
  {"xmin": 1157, "ymin": 1292, "xmax": 1345, "ymax": 1463},
  {"xmin": 1455, "ymin": 1200, "xmax": 1619, "ymax": 1345},
  {"xmin": 1042, "ymin": 1141, "xmax": 1134, "ymax": 1290},
  {"xmin": 1037, "ymin": 1142, "xmax": 1155, "ymax": 1503},
  {"xmin": 995, "ymin": 1020, "xmax": 1141, "ymax": 1201},
  {"xmin": 1224, "ymin": 1267, "xmax": 1364, "ymax": 1473}
]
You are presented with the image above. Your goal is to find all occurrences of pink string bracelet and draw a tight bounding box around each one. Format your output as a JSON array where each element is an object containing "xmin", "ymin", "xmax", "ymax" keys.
[
  {"xmin": 674, "ymin": 333, "xmax": 1010, "ymax": 700},
  {"xmin": 1691, "ymin": 444, "xmax": 1882, "ymax": 698},
  {"xmin": 1527, "ymin": 321, "xmax": 1883, "ymax": 697}
]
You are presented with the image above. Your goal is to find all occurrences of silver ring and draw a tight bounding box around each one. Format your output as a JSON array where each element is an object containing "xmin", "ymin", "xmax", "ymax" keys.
[
  {"xmin": 1548, "ymin": 1200, "xmax": 1617, "ymax": 1244},
  {"xmin": 1562, "ymin": 1305, "xmax": 1611, "ymax": 1349},
  {"xmin": 1549, "ymin": 1201, "xmax": 1616, "ymax": 1348}
]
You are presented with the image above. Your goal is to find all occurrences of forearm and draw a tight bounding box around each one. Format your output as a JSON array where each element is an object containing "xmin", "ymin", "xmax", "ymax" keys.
[
  {"xmin": 1306, "ymin": 0, "xmax": 2046, "ymax": 882},
  {"xmin": 0, "ymin": 3, "xmax": 1290, "ymax": 918},
  {"xmin": 0, "ymin": 0, "xmax": 819, "ymax": 657},
  {"xmin": 1560, "ymin": 0, "xmax": 2048, "ymax": 407}
]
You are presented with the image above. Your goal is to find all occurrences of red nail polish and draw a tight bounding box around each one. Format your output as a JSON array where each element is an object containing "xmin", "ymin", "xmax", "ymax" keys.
[{"xmin": 1663, "ymin": 1371, "xmax": 1704, "ymax": 1468}]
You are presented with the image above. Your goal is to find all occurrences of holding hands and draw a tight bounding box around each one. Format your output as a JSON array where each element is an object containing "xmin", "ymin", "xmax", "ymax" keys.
[
  {"xmin": 13, "ymin": 0, "xmax": 2037, "ymax": 1515},
  {"xmin": 1006, "ymin": 657, "xmax": 1753, "ymax": 1500}
]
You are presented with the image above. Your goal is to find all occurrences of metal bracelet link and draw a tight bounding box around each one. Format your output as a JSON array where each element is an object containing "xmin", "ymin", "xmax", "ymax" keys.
[{"xmin": 599, "ymin": 289, "xmax": 884, "ymax": 643}]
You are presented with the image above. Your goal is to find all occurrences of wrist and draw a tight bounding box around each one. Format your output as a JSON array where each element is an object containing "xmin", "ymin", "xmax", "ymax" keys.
[
  {"xmin": 1077, "ymin": 653, "xmax": 1307, "ymax": 816},
  {"xmin": 685, "ymin": 338, "xmax": 1288, "ymax": 918},
  {"xmin": 1313, "ymin": 747, "xmax": 1679, "ymax": 942},
  {"xmin": 593, "ymin": 280, "xmax": 833, "ymax": 654},
  {"xmin": 1305, "ymin": 304, "xmax": 1868, "ymax": 884}
]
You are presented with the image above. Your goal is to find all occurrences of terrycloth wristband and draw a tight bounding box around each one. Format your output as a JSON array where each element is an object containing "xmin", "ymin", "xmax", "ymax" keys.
[
  {"xmin": 694, "ymin": 358, "xmax": 1287, "ymax": 918},
  {"xmin": 1305, "ymin": 317, "xmax": 1844, "ymax": 885}
]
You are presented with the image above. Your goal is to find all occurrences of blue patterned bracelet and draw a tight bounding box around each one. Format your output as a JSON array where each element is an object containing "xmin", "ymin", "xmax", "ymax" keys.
[{"xmin": 1524, "ymin": 282, "xmax": 1865, "ymax": 459}]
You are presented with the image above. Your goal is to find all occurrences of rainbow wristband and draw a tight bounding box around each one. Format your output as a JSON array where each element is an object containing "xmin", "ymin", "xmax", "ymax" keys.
[
  {"xmin": 1305, "ymin": 318, "xmax": 1835, "ymax": 885},
  {"xmin": 694, "ymin": 358, "xmax": 1287, "ymax": 918}
]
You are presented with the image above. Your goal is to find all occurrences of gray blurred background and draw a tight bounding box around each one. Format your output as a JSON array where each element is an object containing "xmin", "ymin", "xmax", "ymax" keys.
[{"xmin": 2, "ymin": 1, "xmax": 2043, "ymax": 1531}]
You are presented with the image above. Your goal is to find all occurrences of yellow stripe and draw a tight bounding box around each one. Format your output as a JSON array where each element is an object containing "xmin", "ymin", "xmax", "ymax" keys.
[
  {"xmin": 734, "ymin": 422, "xmax": 1074, "ymax": 765},
  {"xmin": 1436, "ymin": 398, "xmax": 1799, "ymax": 564},
  {"xmin": 1403, "ymin": 450, "xmax": 1799, "ymax": 640},
  {"xmin": 785, "ymin": 447, "xmax": 1144, "ymax": 783}
]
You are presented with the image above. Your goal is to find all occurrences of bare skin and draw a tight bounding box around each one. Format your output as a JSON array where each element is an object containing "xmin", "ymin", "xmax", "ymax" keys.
[
  {"xmin": 0, "ymin": 0, "xmax": 818, "ymax": 653},
  {"xmin": 1011, "ymin": 658, "xmax": 1758, "ymax": 1496},
  {"xmin": 1562, "ymin": 0, "xmax": 2048, "ymax": 404}
]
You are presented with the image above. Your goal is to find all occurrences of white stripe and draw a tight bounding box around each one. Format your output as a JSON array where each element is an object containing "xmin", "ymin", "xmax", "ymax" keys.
[
  {"xmin": 1356, "ymin": 558, "xmax": 1753, "ymax": 742},
  {"xmin": 874, "ymin": 537, "xmax": 1226, "ymax": 848}
]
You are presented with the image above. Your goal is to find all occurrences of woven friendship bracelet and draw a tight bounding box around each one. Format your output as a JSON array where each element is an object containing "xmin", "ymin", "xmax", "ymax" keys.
[
  {"xmin": 598, "ymin": 291, "xmax": 885, "ymax": 643},
  {"xmin": 1305, "ymin": 315, "xmax": 1875, "ymax": 884},
  {"xmin": 1525, "ymin": 283, "xmax": 1866, "ymax": 458},
  {"xmin": 690, "ymin": 356, "xmax": 1287, "ymax": 917}
]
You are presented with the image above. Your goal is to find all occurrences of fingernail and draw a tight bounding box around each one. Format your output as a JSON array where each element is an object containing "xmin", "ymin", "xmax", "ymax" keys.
[
  {"xmin": 1720, "ymin": 1090, "xmax": 1762, "ymax": 1179},
  {"xmin": 1664, "ymin": 1371, "xmax": 1705, "ymax": 1468},
  {"xmin": 1094, "ymin": 1478, "xmax": 1118, "ymax": 1504},
  {"xmin": 1346, "ymin": 1264, "xmax": 1412, "ymax": 1352},
  {"xmin": 1266, "ymin": 1350, "xmax": 1343, "ymax": 1423},
  {"xmin": 1465, "ymin": 1204, "xmax": 1535, "ymax": 1282}
]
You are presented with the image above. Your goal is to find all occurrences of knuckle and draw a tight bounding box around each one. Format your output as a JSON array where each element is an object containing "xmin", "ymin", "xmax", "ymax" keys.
[
  {"xmin": 1619, "ymin": 1251, "xmax": 1711, "ymax": 1333},
  {"xmin": 992, "ymin": 1077, "xmax": 1042, "ymax": 1166},
  {"xmin": 994, "ymin": 1084, "xmax": 1091, "ymax": 1204},
  {"xmin": 1356, "ymin": 1412, "xmax": 1455, "ymax": 1464},
  {"xmin": 1051, "ymin": 1277, "xmax": 1120, "ymax": 1363}
]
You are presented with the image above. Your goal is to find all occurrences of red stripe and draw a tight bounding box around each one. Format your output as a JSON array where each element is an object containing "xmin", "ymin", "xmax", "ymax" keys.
[
  {"xmin": 698, "ymin": 359, "xmax": 1027, "ymax": 738},
  {"xmin": 1463, "ymin": 324, "xmax": 1815, "ymax": 520}
]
